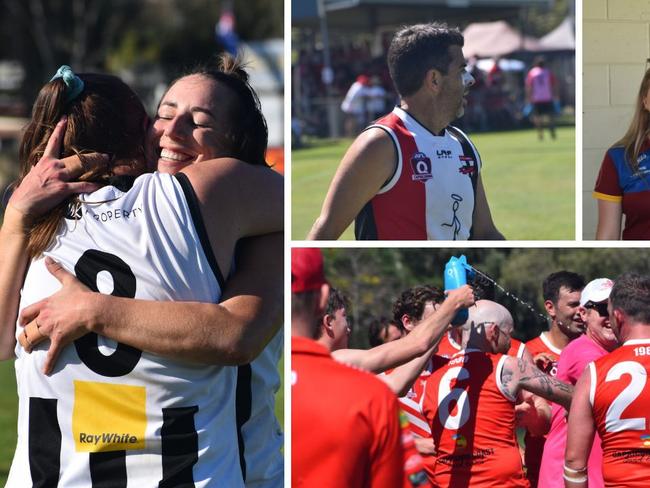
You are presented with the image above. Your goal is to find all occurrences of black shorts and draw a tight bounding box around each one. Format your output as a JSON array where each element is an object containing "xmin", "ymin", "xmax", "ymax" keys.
[{"xmin": 533, "ymin": 101, "xmax": 554, "ymax": 116}]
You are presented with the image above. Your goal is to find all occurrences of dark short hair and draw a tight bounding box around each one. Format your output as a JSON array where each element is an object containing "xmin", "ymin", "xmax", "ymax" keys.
[
  {"xmin": 325, "ymin": 287, "xmax": 349, "ymax": 317},
  {"xmin": 392, "ymin": 285, "xmax": 445, "ymax": 332},
  {"xmin": 387, "ymin": 22, "xmax": 464, "ymax": 97},
  {"xmin": 315, "ymin": 287, "xmax": 350, "ymax": 339},
  {"xmin": 368, "ymin": 316, "xmax": 397, "ymax": 347},
  {"xmin": 610, "ymin": 272, "xmax": 650, "ymax": 324},
  {"xmin": 169, "ymin": 53, "xmax": 269, "ymax": 167},
  {"xmin": 543, "ymin": 271, "xmax": 586, "ymax": 304}
]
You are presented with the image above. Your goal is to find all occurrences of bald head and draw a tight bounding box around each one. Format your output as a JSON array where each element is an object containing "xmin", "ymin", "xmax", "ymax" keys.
[{"xmin": 461, "ymin": 300, "xmax": 514, "ymax": 351}]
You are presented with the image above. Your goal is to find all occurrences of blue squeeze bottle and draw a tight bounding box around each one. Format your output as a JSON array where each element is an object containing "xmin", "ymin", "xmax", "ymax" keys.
[{"xmin": 444, "ymin": 255, "xmax": 469, "ymax": 326}]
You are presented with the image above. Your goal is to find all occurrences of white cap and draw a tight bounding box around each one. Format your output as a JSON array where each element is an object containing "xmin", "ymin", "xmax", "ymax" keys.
[{"xmin": 580, "ymin": 278, "xmax": 614, "ymax": 306}]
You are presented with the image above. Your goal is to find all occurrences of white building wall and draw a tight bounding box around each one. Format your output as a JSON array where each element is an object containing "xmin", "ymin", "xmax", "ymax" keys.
[{"xmin": 583, "ymin": 0, "xmax": 649, "ymax": 238}]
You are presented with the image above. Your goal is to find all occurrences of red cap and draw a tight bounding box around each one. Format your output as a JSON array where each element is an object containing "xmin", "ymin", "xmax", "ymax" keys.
[{"xmin": 292, "ymin": 248, "xmax": 326, "ymax": 293}]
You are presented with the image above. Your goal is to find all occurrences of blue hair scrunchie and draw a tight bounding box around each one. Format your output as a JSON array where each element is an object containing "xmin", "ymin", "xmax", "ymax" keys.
[{"xmin": 49, "ymin": 65, "xmax": 84, "ymax": 103}]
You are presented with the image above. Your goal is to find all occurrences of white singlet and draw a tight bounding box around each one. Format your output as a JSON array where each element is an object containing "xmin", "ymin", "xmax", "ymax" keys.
[{"xmin": 7, "ymin": 172, "xmax": 243, "ymax": 488}]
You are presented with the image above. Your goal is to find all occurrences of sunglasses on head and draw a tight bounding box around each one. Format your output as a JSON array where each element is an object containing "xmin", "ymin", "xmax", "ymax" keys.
[{"xmin": 585, "ymin": 301, "xmax": 609, "ymax": 318}]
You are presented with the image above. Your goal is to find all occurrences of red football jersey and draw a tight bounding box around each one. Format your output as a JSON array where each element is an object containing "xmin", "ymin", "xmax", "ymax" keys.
[
  {"xmin": 508, "ymin": 338, "xmax": 527, "ymax": 359},
  {"xmin": 590, "ymin": 339, "xmax": 650, "ymax": 487},
  {"xmin": 526, "ymin": 332, "xmax": 562, "ymax": 376},
  {"xmin": 422, "ymin": 350, "xmax": 529, "ymax": 487},
  {"xmin": 524, "ymin": 332, "xmax": 563, "ymax": 487},
  {"xmin": 292, "ymin": 337, "xmax": 404, "ymax": 487},
  {"xmin": 436, "ymin": 330, "xmax": 463, "ymax": 359},
  {"xmin": 383, "ymin": 355, "xmax": 448, "ymax": 477}
]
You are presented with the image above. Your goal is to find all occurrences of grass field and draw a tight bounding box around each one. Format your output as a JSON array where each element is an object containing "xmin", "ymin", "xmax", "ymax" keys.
[
  {"xmin": 0, "ymin": 360, "xmax": 16, "ymax": 483},
  {"xmin": 292, "ymin": 127, "xmax": 575, "ymax": 240},
  {"xmin": 0, "ymin": 354, "xmax": 285, "ymax": 485}
]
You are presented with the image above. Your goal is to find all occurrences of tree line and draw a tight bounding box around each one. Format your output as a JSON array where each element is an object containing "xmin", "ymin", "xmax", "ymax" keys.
[{"xmin": 322, "ymin": 248, "xmax": 650, "ymax": 348}]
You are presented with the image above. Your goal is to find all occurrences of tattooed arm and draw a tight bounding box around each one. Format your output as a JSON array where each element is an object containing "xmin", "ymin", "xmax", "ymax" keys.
[{"xmin": 500, "ymin": 355, "xmax": 573, "ymax": 410}]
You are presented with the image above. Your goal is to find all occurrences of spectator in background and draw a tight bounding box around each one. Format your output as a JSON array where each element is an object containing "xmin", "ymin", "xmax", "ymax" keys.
[
  {"xmin": 315, "ymin": 287, "xmax": 351, "ymax": 351},
  {"xmin": 366, "ymin": 76, "xmax": 388, "ymax": 121},
  {"xmin": 368, "ymin": 316, "xmax": 403, "ymax": 347},
  {"xmin": 340, "ymin": 74, "xmax": 371, "ymax": 136},
  {"xmin": 525, "ymin": 56, "xmax": 559, "ymax": 141},
  {"xmin": 487, "ymin": 56, "xmax": 504, "ymax": 87}
]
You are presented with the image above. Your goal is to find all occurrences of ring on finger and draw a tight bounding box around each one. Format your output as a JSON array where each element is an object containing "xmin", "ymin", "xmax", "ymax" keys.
[
  {"xmin": 35, "ymin": 318, "xmax": 46, "ymax": 338},
  {"xmin": 23, "ymin": 331, "xmax": 34, "ymax": 350}
]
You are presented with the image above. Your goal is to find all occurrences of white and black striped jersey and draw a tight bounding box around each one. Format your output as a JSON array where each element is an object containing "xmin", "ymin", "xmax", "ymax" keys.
[{"xmin": 7, "ymin": 172, "xmax": 243, "ymax": 487}]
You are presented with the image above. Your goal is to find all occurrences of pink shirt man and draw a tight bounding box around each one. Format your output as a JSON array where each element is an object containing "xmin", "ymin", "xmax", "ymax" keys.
[
  {"xmin": 538, "ymin": 334, "xmax": 606, "ymax": 488},
  {"xmin": 526, "ymin": 66, "xmax": 555, "ymax": 103}
]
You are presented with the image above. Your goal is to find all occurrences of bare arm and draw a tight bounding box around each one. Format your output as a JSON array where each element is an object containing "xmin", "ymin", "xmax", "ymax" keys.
[
  {"xmin": 332, "ymin": 285, "xmax": 474, "ymax": 373},
  {"xmin": 21, "ymin": 233, "xmax": 283, "ymax": 373},
  {"xmin": 97, "ymin": 233, "xmax": 283, "ymax": 364},
  {"xmin": 595, "ymin": 199, "xmax": 622, "ymax": 240},
  {"xmin": 470, "ymin": 176, "xmax": 504, "ymax": 240},
  {"xmin": 564, "ymin": 368, "xmax": 594, "ymax": 487},
  {"xmin": 180, "ymin": 158, "xmax": 284, "ymax": 275},
  {"xmin": 379, "ymin": 345, "xmax": 437, "ymax": 397},
  {"xmin": 514, "ymin": 348, "xmax": 551, "ymax": 436},
  {"xmin": 0, "ymin": 208, "xmax": 30, "ymax": 359},
  {"xmin": 307, "ymin": 128, "xmax": 396, "ymax": 239},
  {"xmin": 501, "ymin": 356, "xmax": 573, "ymax": 410}
]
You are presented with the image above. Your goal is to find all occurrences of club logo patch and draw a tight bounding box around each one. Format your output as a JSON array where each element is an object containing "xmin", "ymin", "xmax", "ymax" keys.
[
  {"xmin": 410, "ymin": 152, "xmax": 433, "ymax": 182},
  {"xmin": 458, "ymin": 156, "xmax": 476, "ymax": 175}
]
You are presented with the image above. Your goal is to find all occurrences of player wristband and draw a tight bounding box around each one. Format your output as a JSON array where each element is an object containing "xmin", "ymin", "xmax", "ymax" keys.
[
  {"xmin": 562, "ymin": 473, "xmax": 587, "ymax": 483},
  {"xmin": 563, "ymin": 464, "xmax": 587, "ymax": 483}
]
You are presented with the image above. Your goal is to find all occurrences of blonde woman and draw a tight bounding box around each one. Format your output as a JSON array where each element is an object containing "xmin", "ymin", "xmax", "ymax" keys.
[{"xmin": 594, "ymin": 70, "xmax": 650, "ymax": 239}]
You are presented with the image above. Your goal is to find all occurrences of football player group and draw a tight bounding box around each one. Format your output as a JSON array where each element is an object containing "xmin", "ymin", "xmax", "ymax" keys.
[{"xmin": 292, "ymin": 248, "xmax": 650, "ymax": 487}]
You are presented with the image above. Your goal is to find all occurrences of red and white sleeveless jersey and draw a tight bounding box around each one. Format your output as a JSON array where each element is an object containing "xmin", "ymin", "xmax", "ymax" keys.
[
  {"xmin": 526, "ymin": 332, "xmax": 562, "ymax": 376},
  {"xmin": 388, "ymin": 355, "xmax": 450, "ymax": 439},
  {"xmin": 589, "ymin": 339, "xmax": 650, "ymax": 487},
  {"xmin": 400, "ymin": 411, "xmax": 432, "ymax": 488},
  {"xmin": 387, "ymin": 358, "xmax": 437, "ymax": 439},
  {"xmin": 7, "ymin": 173, "xmax": 243, "ymax": 487},
  {"xmin": 354, "ymin": 106, "xmax": 481, "ymax": 240},
  {"xmin": 422, "ymin": 350, "xmax": 529, "ymax": 487},
  {"xmin": 524, "ymin": 332, "xmax": 563, "ymax": 487},
  {"xmin": 508, "ymin": 338, "xmax": 527, "ymax": 359},
  {"xmin": 436, "ymin": 331, "xmax": 462, "ymax": 358}
]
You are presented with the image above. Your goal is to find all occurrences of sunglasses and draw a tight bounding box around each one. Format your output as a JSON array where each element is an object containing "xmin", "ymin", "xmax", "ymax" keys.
[{"xmin": 585, "ymin": 301, "xmax": 609, "ymax": 318}]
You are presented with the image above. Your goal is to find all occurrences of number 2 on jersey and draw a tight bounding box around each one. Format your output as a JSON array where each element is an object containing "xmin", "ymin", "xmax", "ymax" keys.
[{"xmin": 604, "ymin": 360, "xmax": 647, "ymax": 433}]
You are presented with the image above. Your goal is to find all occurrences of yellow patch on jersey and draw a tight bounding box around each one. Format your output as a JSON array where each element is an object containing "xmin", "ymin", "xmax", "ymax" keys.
[{"xmin": 73, "ymin": 380, "xmax": 146, "ymax": 452}]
